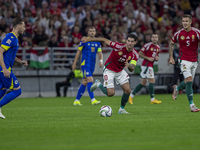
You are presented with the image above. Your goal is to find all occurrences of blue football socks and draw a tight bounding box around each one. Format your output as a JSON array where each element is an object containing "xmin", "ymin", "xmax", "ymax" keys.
[
  {"xmin": 87, "ymin": 82, "xmax": 95, "ymax": 99},
  {"xmin": 76, "ymin": 84, "xmax": 86, "ymax": 100},
  {"xmin": 0, "ymin": 88, "xmax": 21, "ymax": 107}
]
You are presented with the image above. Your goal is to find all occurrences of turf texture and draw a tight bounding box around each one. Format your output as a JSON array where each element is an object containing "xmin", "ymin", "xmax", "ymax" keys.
[{"xmin": 0, "ymin": 94, "xmax": 200, "ymax": 150}]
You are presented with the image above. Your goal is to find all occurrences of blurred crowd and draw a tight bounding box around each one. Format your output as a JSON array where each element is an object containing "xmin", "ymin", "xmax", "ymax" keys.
[{"xmin": 0, "ymin": 0, "xmax": 200, "ymax": 50}]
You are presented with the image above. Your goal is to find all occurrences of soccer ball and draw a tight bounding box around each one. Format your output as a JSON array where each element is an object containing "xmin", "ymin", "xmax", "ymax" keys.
[{"xmin": 99, "ymin": 105, "xmax": 112, "ymax": 117}]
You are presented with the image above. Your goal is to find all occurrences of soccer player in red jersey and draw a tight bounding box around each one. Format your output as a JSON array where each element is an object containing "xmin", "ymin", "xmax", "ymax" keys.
[
  {"xmin": 82, "ymin": 34, "xmax": 139, "ymax": 114},
  {"xmin": 128, "ymin": 33, "xmax": 162, "ymax": 105},
  {"xmin": 169, "ymin": 14, "xmax": 200, "ymax": 112}
]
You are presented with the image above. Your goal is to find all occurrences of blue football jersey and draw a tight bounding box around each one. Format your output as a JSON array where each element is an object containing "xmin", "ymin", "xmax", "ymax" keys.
[
  {"xmin": 0, "ymin": 32, "xmax": 19, "ymax": 72},
  {"xmin": 78, "ymin": 40, "xmax": 101, "ymax": 68}
]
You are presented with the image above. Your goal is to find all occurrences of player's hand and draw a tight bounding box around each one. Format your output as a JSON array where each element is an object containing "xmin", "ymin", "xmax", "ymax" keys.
[
  {"xmin": 148, "ymin": 57, "xmax": 154, "ymax": 62},
  {"xmin": 3, "ymin": 69, "xmax": 10, "ymax": 78},
  {"xmin": 21, "ymin": 60, "xmax": 28, "ymax": 66},
  {"xmin": 154, "ymin": 55, "xmax": 159, "ymax": 61},
  {"xmin": 124, "ymin": 59, "xmax": 129, "ymax": 68},
  {"xmin": 72, "ymin": 63, "xmax": 76, "ymax": 71},
  {"xmin": 81, "ymin": 36, "xmax": 89, "ymax": 43},
  {"xmin": 169, "ymin": 57, "xmax": 175, "ymax": 65}
]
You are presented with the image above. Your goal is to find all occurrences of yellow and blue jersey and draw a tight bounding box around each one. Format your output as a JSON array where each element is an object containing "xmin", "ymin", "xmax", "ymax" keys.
[
  {"xmin": 0, "ymin": 32, "xmax": 19, "ymax": 72},
  {"xmin": 78, "ymin": 40, "xmax": 101, "ymax": 69}
]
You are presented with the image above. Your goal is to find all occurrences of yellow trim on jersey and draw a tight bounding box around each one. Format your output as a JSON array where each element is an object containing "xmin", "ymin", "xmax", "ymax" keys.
[
  {"xmin": 1, "ymin": 44, "xmax": 11, "ymax": 51},
  {"xmin": 11, "ymin": 32, "xmax": 17, "ymax": 38},
  {"xmin": 130, "ymin": 60, "xmax": 137, "ymax": 66},
  {"xmin": 97, "ymin": 47, "xmax": 102, "ymax": 52},
  {"xmin": 81, "ymin": 60, "xmax": 85, "ymax": 66},
  {"xmin": 78, "ymin": 46, "xmax": 83, "ymax": 51},
  {"xmin": 9, "ymin": 78, "xmax": 14, "ymax": 90},
  {"xmin": 1, "ymin": 67, "xmax": 12, "ymax": 72},
  {"xmin": 84, "ymin": 70, "xmax": 86, "ymax": 78}
]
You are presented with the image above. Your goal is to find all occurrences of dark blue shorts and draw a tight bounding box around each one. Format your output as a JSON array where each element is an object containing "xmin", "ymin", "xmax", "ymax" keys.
[
  {"xmin": 0, "ymin": 72, "xmax": 20, "ymax": 89},
  {"xmin": 81, "ymin": 66, "xmax": 94, "ymax": 79}
]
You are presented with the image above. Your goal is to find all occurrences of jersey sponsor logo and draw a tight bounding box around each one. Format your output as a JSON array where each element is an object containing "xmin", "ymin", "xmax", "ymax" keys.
[
  {"xmin": 104, "ymin": 75, "xmax": 108, "ymax": 81},
  {"xmin": 95, "ymin": 44, "xmax": 98, "ymax": 47},
  {"xmin": 92, "ymin": 44, "xmax": 94, "ymax": 46},
  {"xmin": 186, "ymin": 36, "xmax": 190, "ymax": 39},
  {"xmin": 151, "ymin": 47, "xmax": 153, "ymax": 51},
  {"xmin": 6, "ymin": 39, "xmax": 11, "ymax": 44},
  {"xmin": 128, "ymin": 56, "xmax": 131, "ymax": 60},
  {"xmin": 118, "ymin": 51, "xmax": 123, "ymax": 55},
  {"xmin": 181, "ymin": 36, "xmax": 185, "ymax": 40},
  {"xmin": 111, "ymin": 42, "xmax": 115, "ymax": 46}
]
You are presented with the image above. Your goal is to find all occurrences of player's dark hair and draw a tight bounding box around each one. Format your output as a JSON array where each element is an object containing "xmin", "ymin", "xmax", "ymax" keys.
[
  {"xmin": 13, "ymin": 18, "xmax": 24, "ymax": 28},
  {"xmin": 127, "ymin": 33, "xmax": 138, "ymax": 41},
  {"xmin": 151, "ymin": 33, "xmax": 158, "ymax": 37},
  {"xmin": 182, "ymin": 14, "xmax": 192, "ymax": 20}
]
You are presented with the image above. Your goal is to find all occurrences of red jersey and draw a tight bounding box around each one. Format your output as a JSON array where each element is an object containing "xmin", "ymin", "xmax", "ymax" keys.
[
  {"xmin": 105, "ymin": 42, "xmax": 139, "ymax": 72},
  {"xmin": 140, "ymin": 42, "xmax": 160, "ymax": 67},
  {"xmin": 172, "ymin": 27, "xmax": 200, "ymax": 62}
]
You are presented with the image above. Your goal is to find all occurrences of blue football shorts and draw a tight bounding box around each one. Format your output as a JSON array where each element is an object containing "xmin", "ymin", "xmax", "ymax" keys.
[
  {"xmin": 81, "ymin": 66, "xmax": 94, "ymax": 79},
  {"xmin": 0, "ymin": 72, "xmax": 20, "ymax": 89}
]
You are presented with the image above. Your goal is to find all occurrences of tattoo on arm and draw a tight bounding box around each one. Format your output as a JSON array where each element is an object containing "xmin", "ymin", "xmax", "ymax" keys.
[{"xmin": 169, "ymin": 41, "xmax": 175, "ymax": 57}]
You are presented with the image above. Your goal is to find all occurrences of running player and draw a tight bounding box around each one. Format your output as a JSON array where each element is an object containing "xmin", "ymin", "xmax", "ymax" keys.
[
  {"xmin": 82, "ymin": 34, "xmax": 138, "ymax": 114},
  {"xmin": 129, "ymin": 33, "xmax": 162, "ymax": 104},
  {"xmin": 169, "ymin": 14, "xmax": 200, "ymax": 112},
  {"xmin": 0, "ymin": 18, "xmax": 27, "ymax": 119},
  {"xmin": 72, "ymin": 27, "xmax": 103, "ymax": 105}
]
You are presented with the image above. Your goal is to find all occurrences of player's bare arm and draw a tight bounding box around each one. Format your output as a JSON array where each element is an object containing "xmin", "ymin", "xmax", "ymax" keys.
[
  {"xmin": 98, "ymin": 51, "xmax": 103, "ymax": 68},
  {"xmin": 139, "ymin": 51, "xmax": 154, "ymax": 62},
  {"xmin": 82, "ymin": 37, "xmax": 111, "ymax": 46},
  {"xmin": 0, "ymin": 47, "xmax": 10, "ymax": 78},
  {"xmin": 14, "ymin": 57, "xmax": 28, "ymax": 66},
  {"xmin": 72, "ymin": 49, "xmax": 81, "ymax": 71},
  {"xmin": 169, "ymin": 40, "xmax": 175, "ymax": 64},
  {"xmin": 124, "ymin": 59, "xmax": 135, "ymax": 72}
]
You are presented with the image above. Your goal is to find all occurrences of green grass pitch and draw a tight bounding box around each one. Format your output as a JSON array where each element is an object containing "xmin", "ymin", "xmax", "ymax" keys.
[{"xmin": 0, "ymin": 94, "xmax": 200, "ymax": 150}]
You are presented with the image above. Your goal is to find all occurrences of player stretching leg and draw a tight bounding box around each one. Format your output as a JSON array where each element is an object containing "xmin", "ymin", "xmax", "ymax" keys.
[
  {"xmin": 129, "ymin": 33, "xmax": 161, "ymax": 104},
  {"xmin": 169, "ymin": 14, "xmax": 200, "ymax": 112},
  {"xmin": 82, "ymin": 34, "xmax": 139, "ymax": 114},
  {"xmin": 0, "ymin": 18, "xmax": 27, "ymax": 119},
  {"xmin": 72, "ymin": 27, "xmax": 103, "ymax": 106}
]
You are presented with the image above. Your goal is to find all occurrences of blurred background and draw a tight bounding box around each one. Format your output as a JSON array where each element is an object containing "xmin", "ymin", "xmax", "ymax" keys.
[{"xmin": 0, "ymin": 0, "xmax": 200, "ymax": 97}]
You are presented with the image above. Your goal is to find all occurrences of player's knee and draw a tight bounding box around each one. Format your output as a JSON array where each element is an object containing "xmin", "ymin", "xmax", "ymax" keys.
[
  {"xmin": 107, "ymin": 91, "xmax": 115, "ymax": 97},
  {"xmin": 141, "ymin": 80, "xmax": 147, "ymax": 86},
  {"xmin": 124, "ymin": 89, "xmax": 131, "ymax": 95}
]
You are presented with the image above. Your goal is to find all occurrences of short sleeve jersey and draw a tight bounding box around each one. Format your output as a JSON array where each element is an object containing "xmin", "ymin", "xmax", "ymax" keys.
[
  {"xmin": 171, "ymin": 27, "xmax": 200, "ymax": 62},
  {"xmin": 105, "ymin": 42, "xmax": 139, "ymax": 72},
  {"xmin": 78, "ymin": 41, "xmax": 101, "ymax": 68},
  {"xmin": 140, "ymin": 42, "xmax": 160, "ymax": 67},
  {"xmin": 0, "ymin": 32, "xmax": 19, "ymax": 71}
]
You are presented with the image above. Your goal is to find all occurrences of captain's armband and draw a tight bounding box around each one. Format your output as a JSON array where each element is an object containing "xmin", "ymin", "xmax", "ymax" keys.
[{"xmin": 130, "ymin": 60, "xmax": 137, "ymax": 66}]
